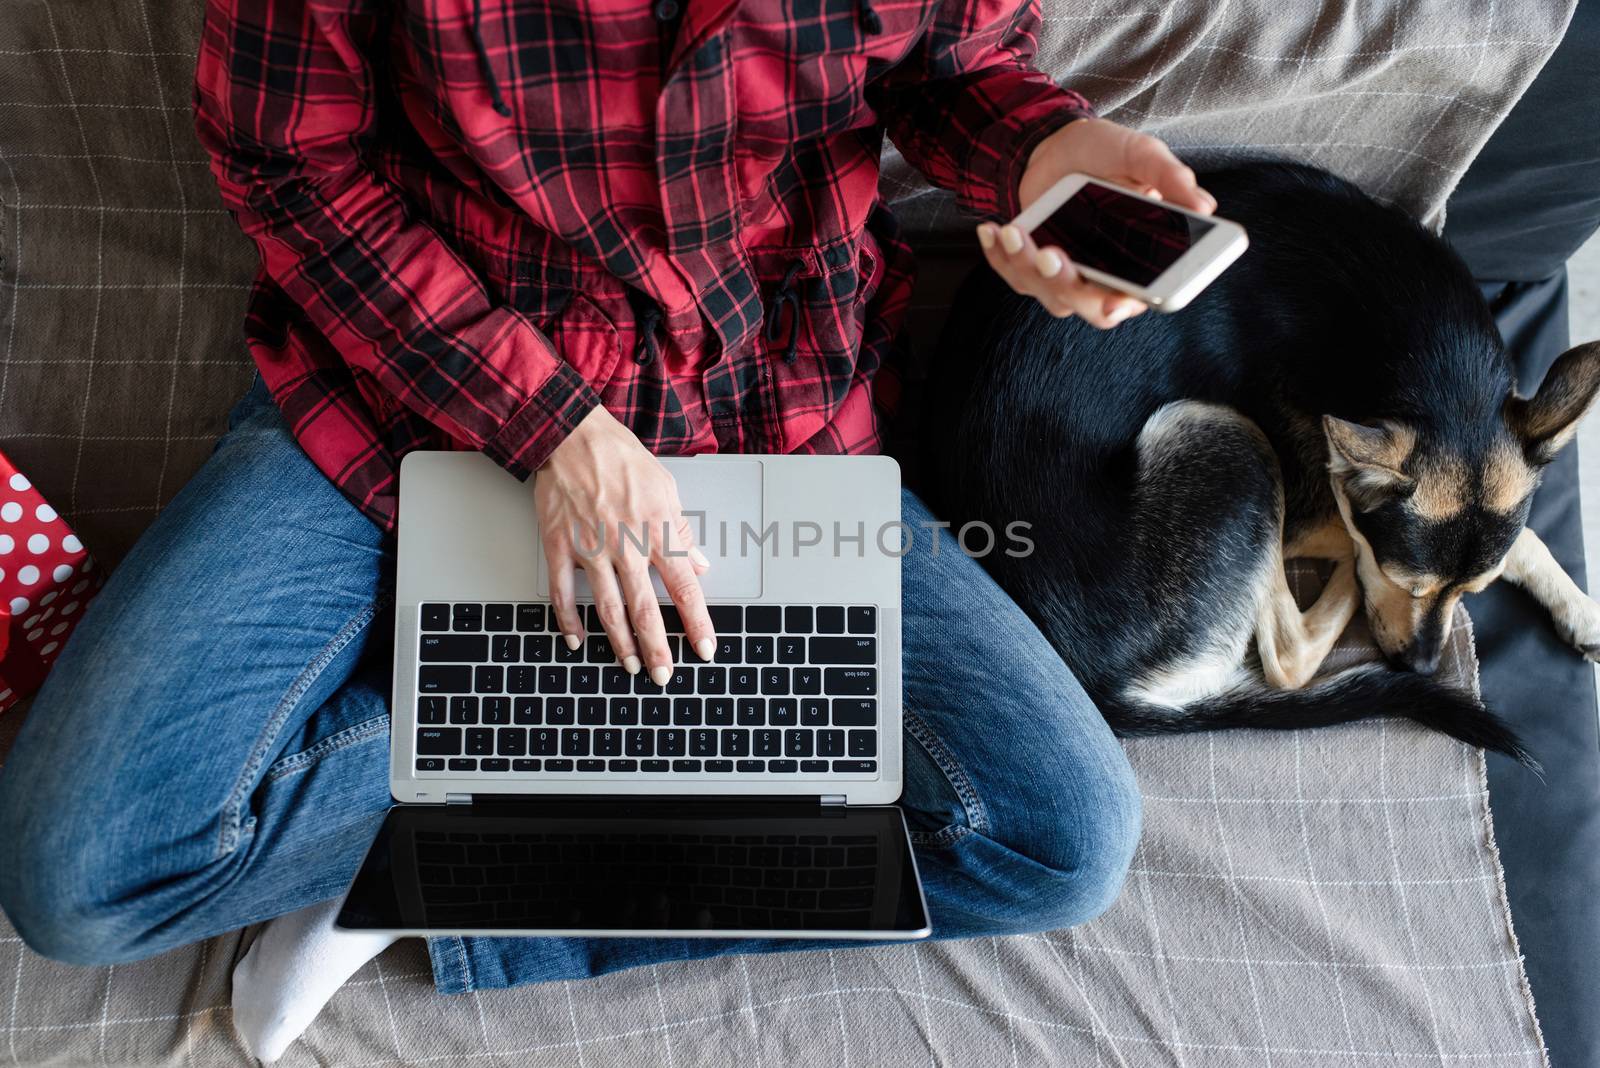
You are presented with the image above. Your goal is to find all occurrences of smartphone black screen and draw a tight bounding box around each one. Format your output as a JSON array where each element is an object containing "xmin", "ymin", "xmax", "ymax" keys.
[{"xmin": 1033, "ymin": 181, "xmax": 1215, "ymax": 287}]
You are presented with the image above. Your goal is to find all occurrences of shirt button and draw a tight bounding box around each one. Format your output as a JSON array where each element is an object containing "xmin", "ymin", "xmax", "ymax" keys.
[{"xmin": 654, "ymin": 0, "xmax": 680, "ymax": 21}]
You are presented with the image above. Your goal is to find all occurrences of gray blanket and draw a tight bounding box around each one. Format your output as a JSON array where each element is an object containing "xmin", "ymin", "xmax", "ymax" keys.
[{"xmin": 0, "ymin": 0, "xmax": 1572, "ymax": 1063}]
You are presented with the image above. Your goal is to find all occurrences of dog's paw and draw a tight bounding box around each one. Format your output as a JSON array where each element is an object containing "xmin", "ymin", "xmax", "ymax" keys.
[{"xmin": 1554, "ymin": 594, "xmax": 1600, "ymax": 661}]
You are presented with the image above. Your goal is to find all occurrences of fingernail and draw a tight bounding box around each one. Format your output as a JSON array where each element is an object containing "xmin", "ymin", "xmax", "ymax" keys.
[
  {"xmin": 976, "ymin": 224, "xmax": 996, "ymax": 250},
  {"xmin": 623, "ymin": 654, "xmax": 642, "ymax": 675},
  {"xmin": 650, "ymin": 664, "xmax": 672, "ymax": 687},
  {"xmin": 999, "ymin": 225, "xmax": 1024, "ymax": 254},
  {"xmin": 690, "ymin": 547, "xmax": 710, "ymax": 568},
  {"xmin": 1108, "ymin": 303, "xmax": 1136, "ymax": 324},
  {"xmin": 1037, "ymin": 249, "xmax": 1062, "ymax": 278},
  {"xmin": 564, "ymin": 633, "xmax": 582, "ymax": 651},
  {"xmin": 695, "ymin": 637, "xmax": 716, "ymax": 662}
]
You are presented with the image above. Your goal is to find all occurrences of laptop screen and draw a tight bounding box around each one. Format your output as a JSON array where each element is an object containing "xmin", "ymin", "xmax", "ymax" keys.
[{"xmin": 337, "ymin": 800, "xmax": 929, "ymax": 937}]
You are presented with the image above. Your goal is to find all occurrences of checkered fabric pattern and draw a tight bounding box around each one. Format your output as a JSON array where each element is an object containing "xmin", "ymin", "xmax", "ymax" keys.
[
  {"xmin": 0, "ymin": 581, "xmax": 1549, "ymax": 1066},
  {"xmin": 0, "ymin": 0, "xmax": 1571, "ymax": 1064}
]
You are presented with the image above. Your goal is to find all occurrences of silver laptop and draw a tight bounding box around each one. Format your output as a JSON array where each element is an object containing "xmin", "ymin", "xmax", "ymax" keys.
[{"xmin": 336, "ymin": 452, "xmax": 931, "ymax": 939}]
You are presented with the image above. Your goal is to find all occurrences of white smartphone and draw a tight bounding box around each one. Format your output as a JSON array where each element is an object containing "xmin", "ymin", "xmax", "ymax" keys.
[{"xmin": 1009, "ymin": 173, "xmax": 1248, "ymax": 312}]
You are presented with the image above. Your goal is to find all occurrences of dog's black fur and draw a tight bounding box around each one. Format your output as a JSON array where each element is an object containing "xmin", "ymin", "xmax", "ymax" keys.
[{"xmin": 929, "ymin": 161, "xmax": 1568, "ymax": 764}]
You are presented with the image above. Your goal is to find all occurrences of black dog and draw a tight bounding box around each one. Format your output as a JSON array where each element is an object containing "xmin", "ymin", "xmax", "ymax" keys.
[{"xmin": 930, "ymin": 162, "xmax": 1600, "ymax": 763}]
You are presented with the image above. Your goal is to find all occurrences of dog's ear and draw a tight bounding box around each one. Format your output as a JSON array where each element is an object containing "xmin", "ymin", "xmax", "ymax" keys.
[
  {"xmin": 1323, "ymin": 416, "xmax": 1415, "ymax": 506},
  {"xmin": 1507, "ymin": 340, "xmax": 1600, "ymax": 465}
]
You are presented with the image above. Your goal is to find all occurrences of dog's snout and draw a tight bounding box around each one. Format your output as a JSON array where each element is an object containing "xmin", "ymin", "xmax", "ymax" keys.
[{"xmin": 1387, "ymin": 643, "xmax": 1441, "ymax": 676}]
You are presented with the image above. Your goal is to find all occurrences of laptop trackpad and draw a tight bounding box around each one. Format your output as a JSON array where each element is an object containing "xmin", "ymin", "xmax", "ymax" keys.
[{"xmin": 552, "ymin": 459, "xmax": 764, "ymax": 602}]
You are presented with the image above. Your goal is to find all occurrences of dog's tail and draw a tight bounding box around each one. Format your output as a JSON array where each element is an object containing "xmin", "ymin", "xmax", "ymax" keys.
[{"xmin": 1101, "ymin": 666, "xmax": 1537, "ymax": 768}]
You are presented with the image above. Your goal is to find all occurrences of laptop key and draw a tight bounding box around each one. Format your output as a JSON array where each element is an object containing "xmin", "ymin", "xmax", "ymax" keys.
[
  {"xmin": 480, "ymin": 758, "xmax": 510, "ymax": 772},
  {"xmin": 833, "ymin": 699, "xmax": 876, "ymax": 726},
  {"xmin": 736, "ymin": 699, "xmax": 765, "ymax": 725},
  {"xmin": 658, "ymin": 729, "xmax": 687, "ymax": 757},
  {"xmin": 578, "ymin": 697, "xmax": 607, "ymax": 724},
  {"xmin": 594, "ymin": 729, "xmax": 622, "ymax": 756},
  {"xmin": 800, "ymin": 699, "xmax": 828, "ymax": 726},
  {"xmin": 666, "ymin": 667, "xmax": 694, "ymax": 694},
  {"xmin": 560, "ymin": 729, "xmax": 589, "ymax": 756},
  {"xmin": 714, "ymin": 636, "xmax": 742, "ymax": 664},
  {"xmin": 817, "ymin": 730, "xmax": 844, "ymax": 757},
  {"xmin": 832, "ymin": 760, "xmax": 878, "ymax": 774},
  {"xmin": 529, "ymin": 728, "xmax": 557, "ymax": 755},
  {"xmin": 784, "ymin": 730, "xmax": 813, "ymax": 757},
  {"xmin": 577, "ymin": 759, "xmax": 605, "ymax": 772},
  {"xmin": 516, "ymin": 603, "xmax": 544, "ymax": 631},
  {"xmin": 777, "ymin": 636, "xmax": 805, "ymax": 664},
  {"xmin": 785, "ymin": 605, "xmax": 813, "ymax": 633},
  {"xmin": 847, "ymin": 606, "xmax": 876, "ymax": 634},
  {"xmin": 416, "ymin": 728, "xmax": 461, "ymax": 755},
  {"xmin": 801, "ymin": 759, "xmax": 828, "ymax": 773},
  {"xmin": 421, "ymin": 603, "xmax": 451, "ymax": 631},
  {"xmin": 848, "ymin": 730, "xmax": 877, "ymax": 757},
  {"xmin": 674, "ymin": 698, "xmax": 703, "ymax": 725},
  {"xmin": 736, "ymin": 759, "xmax": 764, "ymax": 773},
  {"xmin": 673, "ymin": 759, "xmax": 703, "ymax": 773},
  {"xmin": 474, "ymin": 665, "xmax": 504, "ymax": 694},
  {"xmin": 449, "ymin": 696, "xmax": 479, "ymax": 724},
  {"xmin": 569, "ymin": 666, "xmax": 599, "ymax": 694},
  {"xmin": 705, "ymin": 698, "xmax": 734, "ymax": 726},
  {"xmin": 659, "ymin": 605, "xmax": 684, "ymax": 633},
  {"xmin": 792, "ymin": 667, "xmax": 822, "ymax": 695},
  {"xmin": 690, "ymin": 729, "xmax": 717, "ymax": 756},
  {"xmin": 761, "ymin": 667, "xmax": 789, "ymax": 694},
  {"xmin": 601, "ymin": 667, "xmax": 631, "ymax": 694},
  {"xmin": 486, "ymin": 604, "xmax": 514, "ymax": 631},
  {"xmin": 587, "ymin": 635, "xmax": 615, "ymax": 664},
  {"xmin": 514, "ymin": 697, "xmax": 541, "ymax": 724},
  {"xmin": 545, "ymin": 697, "xmax": 575, "ymax": 724},
  {"xmin": 745, "ymin": 636, "xmax": 774, "ymax": 664},
  {"xmin": 452, "ymin": 604, "xmax": 483, "ymax": 632},
  {"xmin": 514, "ymin": 758, "xmax": 541, "ymax": 771},
  {"xmin": 497, "ymin": 728, "xmax": 526, "ymax": 756},
  {"xmin": 416, "ymin": 757, "xmax": 446, "ymax": 771},
  {"xmin": 608, "ymin": 759, "xmax": 638, "ymax": 772},
  {"xmin": 419, "ymin": 665, "xmax": 472, "ymax": 693},
  {"xmin": 706, "ymin": 759, "xmax": 734, "ymax": 773},
  {"xmin": 481, "ymin": 697, "xmax": 511, "ymax": 724},
  {"xmin": 418, "ymin": 695, "xmax": 447, "ymax": 724},
  {"xmin": 769, "ymin": 699, "xmax": 798, "ymax": 726},
  {"xmin": 555, "ymin": 638, "xmax": 585, "ymax": 664},
  {"xmin": 816, "ymin": 606, "xmax": 845, "ymax": 633},
  {"xmin": 825, "ymin": 668, "xmax": 876, "ymax": 695},
  {"xmin": 809, "ymin": 637, "xmax": 875, "ymax": 664},
  {"xmin": 707, "ymin": 605, "xmax": 742, "ymax": 632},
  {"xmin": 745, "ymin": 605, "xmax": 781, "ymax": 633},
  {"xmin": 730, "ymin": 668, "xmax": 758, "ymax": 694},
  {"xmin": 465, "ymin": 728, "xmax": 494, "ymax": 755},
  {"xmin": 625, "ymin": 729, "xmax": 654, "ymax": 757},
  {"xmin": 545, "ymin": 759, "xmax": 574, "ymax": 772},
  {"xmin": 420, "ymin": 634, "xmax": 488, "ymax": 662},
  {"xmin": 491, "ymin": 635, "xmax": 520, "ymax": 663},
  {"xmin": 522, "ymin": 634, "xmax": 553, "ymax": 663},
  {"xmin": 697, "ymin": 666, "xmax": 727, "ymax": 694},
  {"xmin": 448, "ymin": 758, "xmax": 476, "ymax": 771},
  {"xmin": 610, "ymin": 697, "xmax": 639, "ymax": 725},
  {"xmin": 721, "ymin": 729, "xmax": 750, "ymax": 756},
  {"xmin": 754, "ymin": 730, "xmax": 781, "ymax": 757},
  {"xmin": 642, "ymin": 697, "xmax": 671, "ymax": 725},
  {"xmin": 642, "ymin": 759, "xmax": 669, "ymax": 772},
  {"xmin": 768, "ymin": 760, "xmax": 798, "ymax": 773}
]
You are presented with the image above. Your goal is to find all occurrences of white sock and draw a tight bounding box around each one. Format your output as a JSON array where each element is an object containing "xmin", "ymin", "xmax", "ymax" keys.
[{"xmin": 230, "ymin": 898, "xmax": 398, "ymax": 1063}]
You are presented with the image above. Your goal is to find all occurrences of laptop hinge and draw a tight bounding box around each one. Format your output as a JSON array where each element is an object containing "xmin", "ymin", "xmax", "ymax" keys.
[
  {"xmin": 444, "ymin": 793, "xmax": 472, "ymax": 805},
  {"xmin": 819, "ymin": 794, "xmax": 847, "ymax": 806}
]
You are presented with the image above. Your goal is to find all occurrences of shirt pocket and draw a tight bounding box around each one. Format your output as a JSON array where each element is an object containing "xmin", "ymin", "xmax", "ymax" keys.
[{"xmin": 536, "ymin": 291, "xmax": 625, "ymax": 391}]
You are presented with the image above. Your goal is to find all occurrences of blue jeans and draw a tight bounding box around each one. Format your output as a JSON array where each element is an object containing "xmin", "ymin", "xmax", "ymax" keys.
[{"xmin": 0, "ymin": 382, "xmax": 1140, "ymax": 993}]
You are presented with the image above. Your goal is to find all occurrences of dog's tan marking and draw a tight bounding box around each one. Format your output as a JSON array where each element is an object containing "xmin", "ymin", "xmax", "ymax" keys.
[
  {"xmin": 1410, "ymin": 455, "xmax": 1469, "ymax": 520},
  {"xmin": 1483, "ymin": 440, "xmax": 1537, "ymax": 515},
  {"xmin": 1285, "ymin": 517, "xmax": 1353, "ymax": 561},
  {"xmin": 1256, "ymin": 520, "xmax": 1361, "ymax": 690},
  {"xmin": 1504, "ymin": 527, "xmax": 1600, "ymax": 660}
]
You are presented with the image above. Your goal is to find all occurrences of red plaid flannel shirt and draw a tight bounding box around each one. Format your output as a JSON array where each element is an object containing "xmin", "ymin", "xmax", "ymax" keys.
[{"xmin": 194, "ymin": 0, "xmax": 1091, "ymax": 529}]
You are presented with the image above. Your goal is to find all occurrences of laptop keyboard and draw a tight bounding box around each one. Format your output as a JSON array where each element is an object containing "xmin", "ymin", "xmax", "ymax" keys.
[
  {"xmin": 412, "ymin": 602, "xmax": 881, "ymax": 777},
  {"xmin": 413, "ymin": 829, "xmax": 882, "ymax": 929}
]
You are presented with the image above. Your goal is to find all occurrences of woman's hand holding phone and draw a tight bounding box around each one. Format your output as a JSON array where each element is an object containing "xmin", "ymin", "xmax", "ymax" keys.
[{"xmin": 979, "ymin": 118, "xmax": 1217, "ymax": 328}]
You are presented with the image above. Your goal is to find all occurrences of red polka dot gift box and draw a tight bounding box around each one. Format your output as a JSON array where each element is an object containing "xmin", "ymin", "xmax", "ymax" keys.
[{"xmin": 0, "ymin": 457, "xmax": 104, "ymax": 713}]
